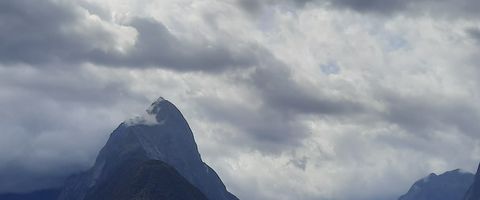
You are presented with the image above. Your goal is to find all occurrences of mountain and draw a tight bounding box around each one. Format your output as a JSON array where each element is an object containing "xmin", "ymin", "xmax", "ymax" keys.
[
  {"xmin": 464, "ymin": 163, "xmax": 480, "ymax": 200},
  {"xmin": 0, "ymin": 188, "xmax": 60, "ymax": 200},
  {"xmin": 58, "ymin": 97, "xmax": 238, "ymax": 200},
  {"xmin": 398, "ymin": 169, "xmax": 474, "ymax": 200}
]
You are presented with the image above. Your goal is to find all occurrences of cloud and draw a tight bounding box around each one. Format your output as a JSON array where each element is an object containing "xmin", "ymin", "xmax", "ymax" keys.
[
  {"xmin": 324, "ymin": 0, "xmax": 480, "ymax": 18},
  {"xmin": 468, "ymin": 28, "xmax": 480, "ymax": 43},
  {"xmin": 2, "ymin": 0, "xmax": 480, "ymax": 200},
  {"xmin": 237, "ymin": 0, "xmax": 480, "ymax": 19},
  {"xmin": 0, "ymin": 0, "xmax": 261, "ymax": 72},
  {"xmin": 0, "ymin": 65, "xmax": 149, "ymax": 193},
  {"xmin": 379, "ymin": 89, "xmax": 480, "ymax": 138},
  {"xmin": 0, "ymin": 0, "xmax": 115, "ymax": 65},
  {"xmin": 250, "ymin": 64, "xmax": 365, "ymax": 116},
  {"xmin": 101, "ymin": 17, "xmax": 260, "ymax": 72},
  {"xmin": 326, "ymin": 0, "xmax": 408, "ymax": 14}
]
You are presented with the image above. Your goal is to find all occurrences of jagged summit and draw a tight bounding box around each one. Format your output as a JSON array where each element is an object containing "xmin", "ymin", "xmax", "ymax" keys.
[
  {"xmin": 58, "ymin": 98, "xmax": 238, "ymax": 200},
  {"xmin": 146, "ymin": 96, "xmax": 167, "ymax": 114},
  {"xmin": 124, "ymin": 97, "xmax": 185, "ymax": 127}
]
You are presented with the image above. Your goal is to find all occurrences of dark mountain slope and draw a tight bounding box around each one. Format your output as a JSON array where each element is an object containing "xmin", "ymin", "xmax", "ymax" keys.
[
  {"xmin": 398, "ymin": 169, "xmax": 474, "ymax": 200},
  {"xmin": 0, "ymin": 188, "xmax": 60, "ymax": 200},
  {"xmin": 84, "ymin": 159, "xmax": 208, "ymax": 200},
  {"xmin": 464, "ymin": 163, "xmax": 480, "ymax": 200}
]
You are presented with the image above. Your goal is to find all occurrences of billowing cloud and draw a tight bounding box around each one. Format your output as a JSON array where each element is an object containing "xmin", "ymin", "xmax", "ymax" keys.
[
  {"xmin": 0, "ymin": 0, "xmax": 262, "ymax": 72},
  {"xmin": 0, "ymin": 0, "xmax": 128, "ymax": 66}
]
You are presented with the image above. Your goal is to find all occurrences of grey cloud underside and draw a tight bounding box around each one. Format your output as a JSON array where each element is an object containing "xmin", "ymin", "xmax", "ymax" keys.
[
  {"xmin": 0, "ymin": 0, "xmax": 96, "ymax": 64},
  {"xmin": 327, "ymin": 0, "xmax": 408, "ymax": 14},
  {"xmin": 98, "ymin": 18, "xmax": 258, "ymax": 71},
  {"xmin": 327, "ymin": 0, "xmax": 480, "ymax": 17},
  {"xmin": 250, "ymin": 64, "xmax": 364, "ymax": 116},
  {"xmin": 468, "ymin": 28, "xmax": 480, "ymax": 43},
  {"xmin": 378, "ymin": 90, "xmax": 480, "ymax": 138},
  {"xmin": 0, "ymin": 0, "xmax": 259, "ymax": 72}
]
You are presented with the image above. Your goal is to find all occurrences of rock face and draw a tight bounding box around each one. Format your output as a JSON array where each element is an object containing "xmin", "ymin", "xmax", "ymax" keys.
[
  {"xmin": 0, "ymin": 189, "xmax": 60, "ymax": 200},
  {"xmin": 398, "ymin": 169, "xmax": 474, "ymax": 200},
  {"xmin": 464, "ymin": 163, "xmax": 480, "ymax": 200},
  {"xmin": 58, "ymin": 97, "xmax": 238, "ymax": 200},
  {"xmin": 84, "ymin": 159, "xmax": 208, "ymax": 200}
]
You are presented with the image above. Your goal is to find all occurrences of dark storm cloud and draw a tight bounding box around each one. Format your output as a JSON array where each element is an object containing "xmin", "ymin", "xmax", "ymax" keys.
[
  {"xmin": 250, "ymin": 64, "xmax": 364, "ymax": 115},
  {"xmin": 379, "ymin": 90, "xmax": 480, "ymax": 138},
  {"xmin": 237, "ymin": 0, "xmax": 313, "ymax": 15},
  {"xmin": 96, "ymin": 18, "xmax": 258, "ymax": 72},
  {"xmin": 468, "ymin": 28, "xmax": 480, "ymax": 43},
  {"xmin": 238, "ymin": 0, "xmax": 480, "ymax": 18},
  {"xmin": 327, "ymin": 0, "xmax": 408, "ymax": 14},
  {"xmin": 0, "ymin": 0, "xmax": 112, "ymax": 64},
  {"xmin": 324, "ymin": 0, "xmax": 480, "ymax": 17},
  {"xmin": 237, "ymin": 0, "xmax": 266, "ymax": 16},
  {"xmin": 0, "ymin": 0, "xmax": 259, "ymax": 72}
]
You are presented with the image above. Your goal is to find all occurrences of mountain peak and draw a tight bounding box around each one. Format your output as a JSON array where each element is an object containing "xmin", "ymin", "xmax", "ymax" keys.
[
  {"xmin": 59, "ymin": 98, "xmax": 238, "ymax": 200},
  {"xmin": 125, "ymin": 97, "xmax": 179, "ymax": 126},
  {"xmin": 146, "ymin": 97, "xmax": 168, "ymax": 114}
]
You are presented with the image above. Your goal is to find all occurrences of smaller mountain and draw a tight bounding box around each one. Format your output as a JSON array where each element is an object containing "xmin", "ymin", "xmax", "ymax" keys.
[
  {"xmin": 0, "ymin": 188, "xmax": 60, "ymax": 200},
  {"xmin": 464, "ymin": 163, "xmax": 480, "ymax": 200},
  {"xmin": 398, "ymin": 169, "xmax": 474, "ymax": 200}
]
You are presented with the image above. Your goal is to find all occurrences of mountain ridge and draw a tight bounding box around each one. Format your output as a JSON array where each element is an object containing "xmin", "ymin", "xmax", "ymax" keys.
[{"xmin": 398, "ymin": 169, "xmax": 474, "ymax": 200}]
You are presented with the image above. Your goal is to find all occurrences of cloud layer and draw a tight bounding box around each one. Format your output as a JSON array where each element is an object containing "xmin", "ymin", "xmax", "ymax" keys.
[{"xmin": 1, "ymin": 0, "xmax": 480, "ymax": 199}]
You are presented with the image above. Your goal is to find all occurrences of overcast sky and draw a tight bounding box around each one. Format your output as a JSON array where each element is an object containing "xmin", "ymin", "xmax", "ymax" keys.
[{"xmin": 1, "ymin": 0, "xmax": 480, "ymax": 199}]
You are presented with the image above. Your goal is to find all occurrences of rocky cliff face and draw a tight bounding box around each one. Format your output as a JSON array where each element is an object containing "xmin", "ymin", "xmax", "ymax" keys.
[
  {"xmin": 84, "ymin": 159, "xmax": 208, "ymax": 200},
  {"xmin": 58, "ymin": 97, "xmax": 238, "ymax": 200},
  {"xmin": 398, "ymin": 169, "xmax": 474, "ymax": 200}
]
